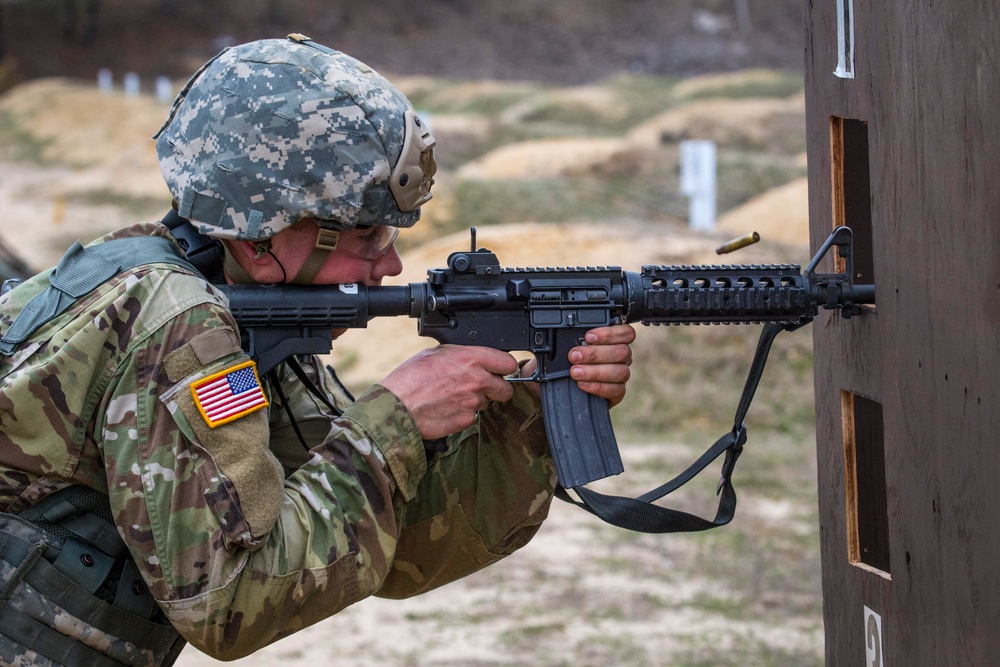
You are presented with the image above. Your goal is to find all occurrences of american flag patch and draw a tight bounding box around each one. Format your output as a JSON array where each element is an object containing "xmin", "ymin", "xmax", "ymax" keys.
[{"xmin": 190, "ymin": 361, "xmax": 268, "ymax": 428}]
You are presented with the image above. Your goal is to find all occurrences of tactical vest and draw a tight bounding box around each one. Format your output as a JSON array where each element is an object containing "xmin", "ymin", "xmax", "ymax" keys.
[{"xmin": 0, "ymin": 234, "xmax": 196, "ymax": 666}]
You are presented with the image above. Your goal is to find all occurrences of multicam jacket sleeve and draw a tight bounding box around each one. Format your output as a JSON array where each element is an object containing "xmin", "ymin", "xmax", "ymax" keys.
[
  {"xmin": 377, "ymin": 382, "xmax": 555, "ymax": 598},
  {"xmin": 267, "ymin": 356, "xmax": 557, "ymax": 601},
  {"xmin": 0, "ymin": 224, "xmax": 557, "ymax": 660}
]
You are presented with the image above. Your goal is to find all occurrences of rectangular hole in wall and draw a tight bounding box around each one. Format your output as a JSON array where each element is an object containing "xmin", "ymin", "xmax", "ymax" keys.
[
  {"xmin": 841, "ymin": 391, "xmax": 891, "ymax": 577},
  {"xmin": 830, "ymin": 117, "xmax": 876, "ymax": 305}
]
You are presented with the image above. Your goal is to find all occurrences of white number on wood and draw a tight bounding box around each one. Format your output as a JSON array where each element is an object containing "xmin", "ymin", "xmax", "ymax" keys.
[{"xmin": 864, "ymin": 606, "xmax": 884, "ymax": 667}]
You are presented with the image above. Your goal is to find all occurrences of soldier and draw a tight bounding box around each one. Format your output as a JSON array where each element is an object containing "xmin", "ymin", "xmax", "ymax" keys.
[{"xmin": 0, "ymin": 36, "xmax": 635, "ymax": 664}]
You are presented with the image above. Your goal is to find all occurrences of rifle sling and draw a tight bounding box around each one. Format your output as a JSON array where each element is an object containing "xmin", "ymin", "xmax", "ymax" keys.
[
  {"xmin": 266, "ymin": 356, "xmax": 346, "ymax": 454},
  {"xmin": 555, "ymin": 322, "xmax": 795, "ymax": 534}
]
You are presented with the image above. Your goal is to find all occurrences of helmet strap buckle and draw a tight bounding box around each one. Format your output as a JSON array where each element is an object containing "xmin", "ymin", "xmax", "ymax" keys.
[
  {"xmin": 315, "ymin": 228, "xmax": 340, "ymax": 251},
  {"xmin": 289, "ymin": 227, "xmax": 339, "ymax": 285}
]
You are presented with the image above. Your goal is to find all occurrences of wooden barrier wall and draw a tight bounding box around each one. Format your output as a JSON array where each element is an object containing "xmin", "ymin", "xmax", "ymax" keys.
[{"xmin": 804, "ymin": 1, "xmax": 1000, "ymax": 665}]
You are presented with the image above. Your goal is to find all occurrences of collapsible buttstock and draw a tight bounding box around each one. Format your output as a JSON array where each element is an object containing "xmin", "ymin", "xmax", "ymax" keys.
[{"xmin": 540, "ymin": 377, "xmax": 624, "ymax": 488}]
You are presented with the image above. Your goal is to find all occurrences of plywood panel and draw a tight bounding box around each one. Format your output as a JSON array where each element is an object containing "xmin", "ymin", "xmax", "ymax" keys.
[{"xmin": 806, "ymin": 1, "xmax": 1000, "ymax": 664}]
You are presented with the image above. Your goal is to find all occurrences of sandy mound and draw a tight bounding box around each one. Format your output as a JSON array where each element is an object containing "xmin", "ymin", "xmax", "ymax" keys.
[
  {"xmin": 716, "ymin": 176, "xmax": 810, "ymax": 247},
  {"xmin": 0, "ymin": 78, "xmax": 172, "ymax": 204},
  {"xmin": 0, "ymin": 160, "xmax": 156, "ymax": 271},
  {"xmin": 456, "ymin": 137, "xmax": 640, "ymax": 179},
  {"xmin": 0, "ymin": 78, "xmax": 169, "ymax": 167},
  {"xmin": 0, "ymin": 80, "xmax": 173, "ymax": 269}
]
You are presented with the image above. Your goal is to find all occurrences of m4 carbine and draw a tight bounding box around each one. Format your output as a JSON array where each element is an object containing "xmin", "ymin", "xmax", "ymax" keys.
[{"xmin": 217, "ymin": 226, "xmax": 874, "ymax": 495}]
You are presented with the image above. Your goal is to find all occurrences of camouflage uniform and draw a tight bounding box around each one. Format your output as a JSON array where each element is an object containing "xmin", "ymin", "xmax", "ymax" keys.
[{"xmin": 0, "ymin": 219, "xmax": 556, "ymax": 665}]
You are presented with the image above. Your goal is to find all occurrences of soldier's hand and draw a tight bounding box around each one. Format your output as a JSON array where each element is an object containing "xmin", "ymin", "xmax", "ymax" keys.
[
  {"xmin": 381, "ymin": 345, "xmax": 519, "ymax": 440},
  {"xmin": 521, "ymin": 323, "xmax": 636, "ymax": 407}
]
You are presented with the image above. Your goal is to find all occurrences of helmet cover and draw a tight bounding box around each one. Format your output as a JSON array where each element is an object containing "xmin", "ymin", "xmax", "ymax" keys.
[{"xmin": 154, "ymin": 35, "xmax": 435, "ymax": 240}]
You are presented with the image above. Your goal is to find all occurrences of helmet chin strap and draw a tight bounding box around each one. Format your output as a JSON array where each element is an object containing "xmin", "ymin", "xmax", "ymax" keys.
[
  {"xmin": 223, "ymin": 228, "xmax": 336, "ymax": 285},
  {"xmin": 222, "ymin": 248, "xmax": 255, "ymax": 284},
  {"xmin": 289, "ymin": 227, "xmax": 339, "ymax": 284},
  {"xmin": 291, "ymin": 245, "xmax": 333, "ymax": 284}
]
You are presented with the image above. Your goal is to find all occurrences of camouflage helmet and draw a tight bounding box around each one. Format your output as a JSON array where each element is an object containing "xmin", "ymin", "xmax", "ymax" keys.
[{"xmin": 153, "ymin": 35, "xmax": 436, "ymax": 241}]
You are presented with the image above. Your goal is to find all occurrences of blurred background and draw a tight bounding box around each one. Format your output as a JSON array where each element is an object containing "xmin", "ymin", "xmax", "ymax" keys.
[{"xmin": 0, "ymin": 2, "xmax": 822, "ymax": 665}]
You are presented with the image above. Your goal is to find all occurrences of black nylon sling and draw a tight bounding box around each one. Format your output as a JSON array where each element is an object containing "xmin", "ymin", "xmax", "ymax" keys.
[{"xmin": 555, "ymin": 321, "xmax": 798, "ymax": 533}]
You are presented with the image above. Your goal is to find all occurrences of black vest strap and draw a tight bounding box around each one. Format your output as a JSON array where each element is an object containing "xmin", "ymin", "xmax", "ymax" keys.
[
  {"xmin": 160, "ymin": 209, "xmax": 227, "ymax": 284},
  {"xmin": 0, "ymin": 235, "xmax": 197, "ymax": 356}
]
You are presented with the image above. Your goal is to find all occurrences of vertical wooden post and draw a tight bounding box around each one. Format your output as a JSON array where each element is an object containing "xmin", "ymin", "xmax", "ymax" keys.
[{"xmin": 805, "ymin": 1, "xmax": 1000, "ymax": 664}]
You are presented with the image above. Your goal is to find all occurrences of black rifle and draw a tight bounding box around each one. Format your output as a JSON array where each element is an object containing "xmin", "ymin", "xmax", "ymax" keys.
[{"xmin": 216, "ymin": 226, "xmax": 873, "ymax": 511}]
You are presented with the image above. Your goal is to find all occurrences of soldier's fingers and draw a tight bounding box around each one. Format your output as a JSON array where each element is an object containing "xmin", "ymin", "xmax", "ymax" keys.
[
  {"xmin": 570, "ymin": 362, "xmax": 631, "ymax": 385},
  {"xmin": 568, "ymin": 343, "xmax": 633, "ymax": 366},
  {"xmin": 583, "ymin": 324, "xmax": 637, "ymax": 346},
  {"xmin": 483, "ymin": 372, "xmax": 516, "ymax": 403},
  {"xmin": 454, "ymin": 346, "xmax": 519, "ymax": 377}
]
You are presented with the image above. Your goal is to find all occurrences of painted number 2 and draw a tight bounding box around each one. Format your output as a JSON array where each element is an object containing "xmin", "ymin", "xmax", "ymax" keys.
[{"xmin": 864, "ymin": 606, "xmax": 884, "ymax": 667}]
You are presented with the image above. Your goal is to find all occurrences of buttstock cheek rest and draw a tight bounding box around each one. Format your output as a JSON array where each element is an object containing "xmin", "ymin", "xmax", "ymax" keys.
[{"xmin": 540, "ymin": 377, "xmax": 624, "ymax": 488}]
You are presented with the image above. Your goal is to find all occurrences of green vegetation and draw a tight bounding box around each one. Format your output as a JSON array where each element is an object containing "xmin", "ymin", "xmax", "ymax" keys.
[
  {"xmin": 613, "ymin": 324, "xmax": 816, "ymax": 440},
  {"xmin": 514, "ymin": 74, "xmax": 682, "ymax": 136},
  {"xmin": 439, "ymin": 151, "xmax": 804, "ymax": 234},
  {"xmin": 0, "ymin": 111, "xmax": 55, "ymax": 165},
  {"xmin": 443, "ymin": 174, "xmax": 684, "ymax": 235},
  {"xmin": 717, "ymin": 154, "xmax": 805, "ymax": 199},
  {"xmin": 404, "ymin": 80, "xmax": 543, "ymax": 116},
  {"xmin": 498, "ymin": 621, "xmax": 567, "ymax": 649},
  {"xmin": 676, "ymin": 70, "xmax": 805, "ymax": 102}
]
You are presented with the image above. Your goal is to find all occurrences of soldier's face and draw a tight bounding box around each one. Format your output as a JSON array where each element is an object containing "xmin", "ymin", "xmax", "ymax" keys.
[
  {"xmin": 313, "ymin": 243, "xmax": 404, "ymax": 286},
  {"xmin": 227, "ymin": 220, "xmax": 404, "ymax": 289}
]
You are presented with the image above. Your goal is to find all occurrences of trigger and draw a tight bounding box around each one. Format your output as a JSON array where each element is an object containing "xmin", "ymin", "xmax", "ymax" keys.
[{"xmin": 508, "ymin": 358, "xmax": 540, "ymax": 383}]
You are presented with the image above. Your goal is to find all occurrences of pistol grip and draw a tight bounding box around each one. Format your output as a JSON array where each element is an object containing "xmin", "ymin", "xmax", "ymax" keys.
[{"xmin": 540, "ymin": 377, "xmax": 624, "ymax": 488}]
